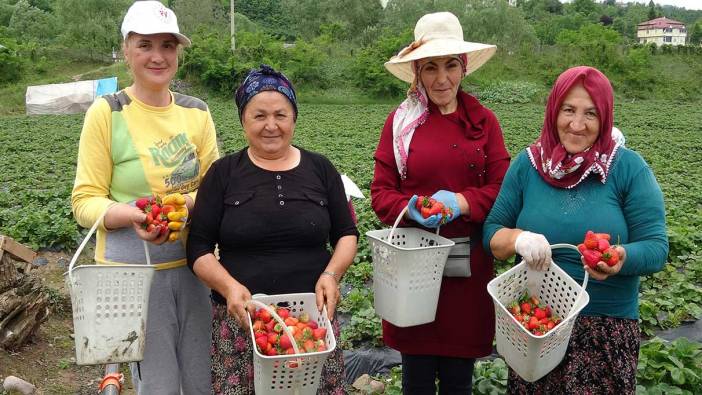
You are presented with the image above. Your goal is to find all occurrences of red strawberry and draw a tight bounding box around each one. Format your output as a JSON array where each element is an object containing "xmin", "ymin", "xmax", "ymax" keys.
[
  {"xmin": 509, "ymin": 302, "xmax": 521, "ymax": 316},
  {"xmin": 267, "ymin": 332, "xmax": 278, "ymax": 345},
  {"xmin": 546, "ymin": 321, "xmax": 556, "ymax": 330},
  {"xmin": 595, "ymin": 233, "xmax": 611, "ymax": 241},
  {"xmin": 583, "ymin": 231, "xmax": 599, "ymax": 249},
  {"xmin": 582, "ymin": 249, "xmax": 602, "ymax": 268},
  {"xmin": 255, "ymin": 336, "xmax": 269, "ymax": 352},
  {"xmin": 279, "ymin": 334, "xmax": 292, "ymax": 349},
  {"xmin": 601, "ymin": 247, "xmax": 620, "ymax": 266},
  {"xmin": 276, "ymin": 308, "xmax": 290, "ymax": 320},
  {"xmin": 577, "ymin": 243, "xmax": 587, "ymax": 254},
  {"xmin": 528, "ymin": 316, "xmax": 540, "ymax": 330},
  {"xmin": 521, "ymin": 302, "xmax": 532, "ymax": 314},
  {"xmin": 597, "ymin": 238, "xmax": 610, "ymax": 252},
  {"xmin": 258, "ymin": 309, "xmax": 272, "ymax": 323},
  {"xmin": 151, "ymin": 204, "xmax": 161, "ymax": 218},
  {"xmin": 312, "ymin": 327, "xmax": 327, "ymax": 340},
  {"xmin": 533, "ymin": 307, "xmax": 547, "ymax": 320},
  {"xmin": 135, "ymin": 197, "xmax": 150, "ymax": 210}
]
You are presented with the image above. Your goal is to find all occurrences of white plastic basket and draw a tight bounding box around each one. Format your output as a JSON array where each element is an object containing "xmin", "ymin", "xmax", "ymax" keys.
[
  {"xmin": 366, "ymin": 206, "xmax": 455, "ymax": 327},
  {"xmin": 247, "ymin": 293, "xmax": 336, "ymax": 395},
  {"xmin": 65, "ymin": 212, "xmax": 155, "ymax": 365},
  {"xmin": 487, "ymin": 244, "xmax": 590, "ymax": 382}
]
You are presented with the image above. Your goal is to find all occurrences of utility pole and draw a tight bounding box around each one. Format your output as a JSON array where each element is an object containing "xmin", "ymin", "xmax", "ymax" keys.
[{"xmin": 230, "ymin": 0, "xmax": 236, "ymax": 51}]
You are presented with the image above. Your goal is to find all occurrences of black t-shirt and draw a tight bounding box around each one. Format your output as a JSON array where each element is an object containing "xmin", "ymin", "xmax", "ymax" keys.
[{"xmin": 187, "ymin": 147, "xmax": 358, "ymax": 304}]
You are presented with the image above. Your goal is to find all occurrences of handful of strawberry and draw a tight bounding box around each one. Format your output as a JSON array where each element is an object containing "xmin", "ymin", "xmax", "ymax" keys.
[
  {"xmin": 507, "ymin": 291, "xmax": 561, "ymax": 336},
  {"xmin": 577, "ymin": 231, "xmax": 619, "ymax": 268},
  {"xmin": 415, "ymin": 196, "xmax": 454, "ymax": 225},
  {"xmin": 135, "ymin": 193, "xmax": 188, "ymax": 242},
  {"xmin": 252, "ymin": 306, "xmax": 328, "ymax": 357}
]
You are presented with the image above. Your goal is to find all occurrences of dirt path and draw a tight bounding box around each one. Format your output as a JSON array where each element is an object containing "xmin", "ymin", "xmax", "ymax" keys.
[{"xmin": 0, "ymin": 251, "xmax": 136, "ymax": 394}]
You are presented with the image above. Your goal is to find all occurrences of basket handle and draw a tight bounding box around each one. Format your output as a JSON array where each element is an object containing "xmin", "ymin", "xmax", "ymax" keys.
[
  {"xmin": 386, "ymin": 205, "xmax": 442, "ymax": 242},
  {"xmin": 549, "ymin": 243, "xmax": 589, "ymax": 318},
  {"xmin": 68, "ymin": 208, "xmax": 153, "ymax": 283},
  {"xmin": 244, "ymin": 299, "xmax": 303, "ymax": 368}
]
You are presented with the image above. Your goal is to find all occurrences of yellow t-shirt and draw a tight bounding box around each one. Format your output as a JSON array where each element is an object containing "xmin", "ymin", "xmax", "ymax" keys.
[{"xmin": 71, "ymin": 89, "xmax": 219, "ymax": 268}]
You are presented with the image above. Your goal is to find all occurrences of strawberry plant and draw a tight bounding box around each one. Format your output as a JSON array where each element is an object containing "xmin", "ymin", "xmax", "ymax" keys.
[{"xmin": 636, "ymin": 337, "xmax": 702, "ymax": 394}]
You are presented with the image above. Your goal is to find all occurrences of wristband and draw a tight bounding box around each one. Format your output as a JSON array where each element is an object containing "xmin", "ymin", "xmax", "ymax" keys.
[{"xmin": 322, "ymin": 270, "xmax": 340, "ymax": 282}]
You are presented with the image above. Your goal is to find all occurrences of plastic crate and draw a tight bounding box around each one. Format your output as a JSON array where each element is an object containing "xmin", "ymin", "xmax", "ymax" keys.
[
  {"xmin": 247, "ymin": 293, "xmax": 336, "ymax": 395},
  {"xmin": 486, "ymin": 244, "xmax": 589, "ymax": 382},
  {"xmin": 366, "ymin": 206, "xmax": 454, "ymax": 327}
]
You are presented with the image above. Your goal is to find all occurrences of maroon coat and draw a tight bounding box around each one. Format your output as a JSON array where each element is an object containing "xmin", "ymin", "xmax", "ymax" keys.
[{"xmin": 371, "ymin": 90, "xmax": 510, "ymax": 358}]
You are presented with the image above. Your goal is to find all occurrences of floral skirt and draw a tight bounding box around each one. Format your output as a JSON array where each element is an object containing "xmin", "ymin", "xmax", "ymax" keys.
[
  {"xmin": 210, "ymin": 303, "xmax": 346, "ymax": 395},
  {"xmin": 507, "ymin": 316, "xmax": 640, "ymax": 395}
]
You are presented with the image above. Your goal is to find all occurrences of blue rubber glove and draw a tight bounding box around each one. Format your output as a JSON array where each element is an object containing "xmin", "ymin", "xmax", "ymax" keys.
[
  {"xmin": 431, "ymin": 190, "xmax": 461, "ymax": 224},
  {"xmin": 407, "ymin": 195, "xmax": 441, "ymax": 228}
]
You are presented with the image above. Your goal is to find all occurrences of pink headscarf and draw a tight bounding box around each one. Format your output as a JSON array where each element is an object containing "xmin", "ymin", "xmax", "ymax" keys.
[{"xmin": 527, "ymin": 66, "xmax": 621, "ymax": 189}]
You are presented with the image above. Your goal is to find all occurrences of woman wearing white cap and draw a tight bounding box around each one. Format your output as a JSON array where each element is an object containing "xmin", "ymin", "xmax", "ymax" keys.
[
  {"xmin": 71, "ymin": 1, "xmax": 218, "ymax": 393},
  {"xmin": 370, "ymin": 12, "xmax": 510, "ymax": 393}
]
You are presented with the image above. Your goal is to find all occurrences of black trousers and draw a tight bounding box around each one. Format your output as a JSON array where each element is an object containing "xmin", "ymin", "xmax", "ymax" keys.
[{"xmin": 401, "ymin": 353, "xmax": 476, "ymax": 394}]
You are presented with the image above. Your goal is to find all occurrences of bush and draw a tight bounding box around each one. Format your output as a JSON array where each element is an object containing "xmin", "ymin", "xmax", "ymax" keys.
[
  {"xmin": 0, "ymin": 42, "xmax": 24, "ymax": 84},
  {"xmin": 349, "ymin": 28, "xmax": 411, "ymax": 98}
]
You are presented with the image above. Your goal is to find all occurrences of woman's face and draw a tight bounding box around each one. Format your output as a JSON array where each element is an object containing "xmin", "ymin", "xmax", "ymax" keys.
[
  {"xmin": 556, "ymin": 83, "xmax": 600, "ymax": 154},
  {"xmin": 123, "ymin": 33, "xmax": 179, "ymax": 91},
  {"xmin": 418, "ymin": 56, "xmax": 463, "ymax": 114},
  {"xmin": 242, "ymin": 91, "xmax": 296, "ymax": 158}
]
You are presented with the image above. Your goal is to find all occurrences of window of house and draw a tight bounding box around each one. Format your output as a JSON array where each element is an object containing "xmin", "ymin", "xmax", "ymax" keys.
[
  {"xmin": 664, "ymin": 28, "xmax": 672, "ymax": 33},
  {"xmin": 664, "ymin": 36, "xmax": 672, "ymax": 43}
]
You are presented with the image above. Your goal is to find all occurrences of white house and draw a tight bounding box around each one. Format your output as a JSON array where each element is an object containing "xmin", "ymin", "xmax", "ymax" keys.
[{"xmin": 637, "ymin": 17, "xmax": 687, "ymax": 46}]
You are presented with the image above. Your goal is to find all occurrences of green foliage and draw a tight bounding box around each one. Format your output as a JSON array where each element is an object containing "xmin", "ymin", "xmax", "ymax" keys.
[
  {"xmin": 7, "ymin": 0, "xmax": 57, "ymax": 44},
  {"xmin": 0, "ymin": 40, "xmax": 23, "ymax": 83},
  {"xmin": 350, "ymin": 28, "xmax": 410, "ymax": 98},
  {"xmin": 53, "ymin": 0, "xmax": 131, "ymax": 60},
  {"xmin": 473, "ymin": 358, "xmax": 508, "ymax": 395},
  {"xmin": 637, "ymin": 337, "xmax": 702, "ymax": 393},
  {"xmin": 476, "ymin": 81, "xmax": 542, "ymax": 104}
]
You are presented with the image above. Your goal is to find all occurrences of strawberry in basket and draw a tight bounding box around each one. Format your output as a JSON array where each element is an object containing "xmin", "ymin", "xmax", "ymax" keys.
[
  {"xmin": 135, "ymin": 193, "xmax": 188, "ymax": 242},
  {"xmin": 252, "ymin": 306, "xmax": 328, "ymax": 356},
  {"xmin": 577, "ymin": 231, "xmax": 619, "ymax": 268},
  {"xmin": 507, "ymin": 291, "xmax": 561, "ymax": 336},
  {"xmin": 415, "ymin": 196, "xmax": 454, "ymax": 225}
]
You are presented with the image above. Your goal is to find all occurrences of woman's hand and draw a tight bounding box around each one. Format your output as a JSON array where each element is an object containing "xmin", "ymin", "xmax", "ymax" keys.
[
  {"xmin": 430, "ymin": 190, "xmax": 462, "ymax": 223},
  {"xmin": 406, "ymin": 195, "xmax": 442, "ymax": 228},
  {"xmin": 224, "ymin": 282, "xmax": 254, "ymax": 329},
  {"xmin": 129, "ymin": 207, "xmax": 169, "ymax": 244},
  {"xmin": 583, "ymin": 245, "xmax": 626, "ymax": 281},
  {"xmin": 514, "ymin": 231, "xmax": 552, "ymax": 271},
  {"xmin": 315, "ymin": 273, "xmax": 340, "ymax": 319}
]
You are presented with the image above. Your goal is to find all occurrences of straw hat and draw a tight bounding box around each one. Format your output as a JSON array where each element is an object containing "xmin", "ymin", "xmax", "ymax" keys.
[{"xmin": 384, "ymin": 12, "xmax": 496, "ymax": 83}]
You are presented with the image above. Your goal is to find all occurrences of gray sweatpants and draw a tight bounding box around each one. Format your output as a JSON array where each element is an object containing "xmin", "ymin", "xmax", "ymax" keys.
[{"xmin": 130, "ymin": 265, "xmax": 212, "ymax": 394}]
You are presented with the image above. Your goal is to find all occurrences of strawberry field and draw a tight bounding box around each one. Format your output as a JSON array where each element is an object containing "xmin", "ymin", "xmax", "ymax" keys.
[{"xmin": 1, "ymin": 99, "xmax": 701, "ymax": 393}]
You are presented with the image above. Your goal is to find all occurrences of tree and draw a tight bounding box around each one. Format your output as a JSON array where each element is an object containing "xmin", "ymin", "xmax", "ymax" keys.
[
  {"xmin": 8, "ymin": 0, "xmax": 57, "ymax": 44},
  {"xmin": 689, "ymin": 21, "xmax": 702, "ymax": 45},
  {"xmin": 54, "ymin": 0, "xmax": 131, "ymax": 60},
  {"xmin": 648, "ymin": 0, "xmax": 657, "ymax": 20},
  {"xmin": 571, "ymin": 0, "xmax": 597, "ymax": 16}
]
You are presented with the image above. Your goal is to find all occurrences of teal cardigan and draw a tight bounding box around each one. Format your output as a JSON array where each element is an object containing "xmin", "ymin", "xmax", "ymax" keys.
[{"xmin": 483, "ymin": 147, "xmax": 668, "ymax": 319}]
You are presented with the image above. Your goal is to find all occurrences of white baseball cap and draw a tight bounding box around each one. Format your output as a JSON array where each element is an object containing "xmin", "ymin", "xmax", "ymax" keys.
[{"xmin": 121, "ymin": 1, "xmax": 191, "ymax": 47}]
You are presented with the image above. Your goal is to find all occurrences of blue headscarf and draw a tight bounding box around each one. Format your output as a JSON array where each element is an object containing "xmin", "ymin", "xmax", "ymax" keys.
[{"xmin": 234, "ymin": 64, "xmax": 298, "ymax": 124}]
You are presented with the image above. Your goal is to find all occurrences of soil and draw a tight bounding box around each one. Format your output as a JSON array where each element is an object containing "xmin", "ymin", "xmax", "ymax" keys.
[{"xmin": 0, "ymin": 251, "xmax": 136, "ymax": 395}]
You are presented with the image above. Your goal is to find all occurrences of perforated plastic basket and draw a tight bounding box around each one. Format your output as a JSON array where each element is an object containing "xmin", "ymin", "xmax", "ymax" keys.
[
  {"xmin": 65, "ymin": 212, "xmax": 155, "ymax": 365},
  {"xmin": 486, "ymin": 244, "xmax": 589, "ymax": 382},
  {"xmin": 247, "ymin": 293, "xmax": 336, "ymax": 395},
  {"xmin": 366, "ymin": 206, "xmax": 455, "ymax": 327}
]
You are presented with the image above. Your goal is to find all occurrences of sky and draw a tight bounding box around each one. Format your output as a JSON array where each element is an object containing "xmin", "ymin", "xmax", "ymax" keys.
[{"xmin": 564, "ymin": 0, "xmax": 702, "ymax": 10}]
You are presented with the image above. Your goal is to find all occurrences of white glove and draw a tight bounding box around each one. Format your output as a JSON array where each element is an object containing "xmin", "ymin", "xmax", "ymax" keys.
[{"xmin": 514, "ymin": 231, "xmax": 552, "ymax": 271}]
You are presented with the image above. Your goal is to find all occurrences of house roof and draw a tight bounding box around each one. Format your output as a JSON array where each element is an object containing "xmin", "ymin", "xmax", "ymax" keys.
[{"xmin": 638, "ymin": 17, "xmax": 685, "ymax": 29}]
